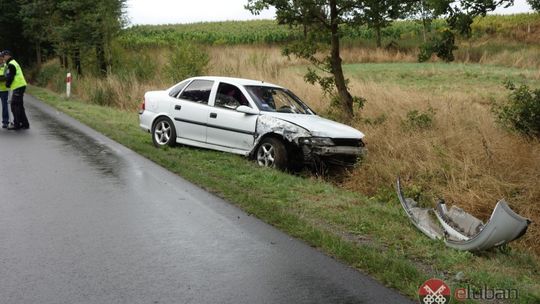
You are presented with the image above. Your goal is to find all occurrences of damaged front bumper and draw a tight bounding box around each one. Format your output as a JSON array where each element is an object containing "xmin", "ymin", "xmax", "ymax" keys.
[
  {"xmin": 396, "ymin": 177, "xmax": 531, "ymax": 251},
  {"xmin": 311, "ymin": 145, "xmax": 365, "ymax": 156},
  {"xmin": 300, "ymin": 138, "xmax": 365, "ymax": 166}
]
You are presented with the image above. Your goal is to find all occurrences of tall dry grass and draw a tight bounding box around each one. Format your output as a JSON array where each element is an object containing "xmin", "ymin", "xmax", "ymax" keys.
[
  {"xmin": 206, "ymin": 45, "xmax": 540, "ymax": 256},
  {"xmin": 455, "ymin": 39, "xmax": 540, "ymax": 69},
  {"xmin": 344, "ymin": 83, "xmax": 540, "ymax": 254}
]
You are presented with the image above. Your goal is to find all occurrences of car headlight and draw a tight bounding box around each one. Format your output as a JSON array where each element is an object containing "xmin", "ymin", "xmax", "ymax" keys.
[{"xmin": 300, "ymin": 137, "xmax": 334, "ymax": 146}]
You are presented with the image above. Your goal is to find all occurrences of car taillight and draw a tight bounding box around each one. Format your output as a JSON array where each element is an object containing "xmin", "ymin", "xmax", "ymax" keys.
[{"xmin": 139, "ymin": 98, "xmax": 145, "ymax": 114}]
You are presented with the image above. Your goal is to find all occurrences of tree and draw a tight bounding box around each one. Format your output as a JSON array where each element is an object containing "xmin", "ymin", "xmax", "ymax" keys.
[
  {"xmin": 361, "ymin": 0, "xmax": 412, "ymax": 48},
  {"xmin": 3, "ymin": 0, "xmax": 125, "ymax": 74},
  {"xmin": 50, "ymin": 0, "xmax": 125, "ymax": 76},
  {"xmin": 528, "ymin": 0, "xmax": 540, "ymax": 11},
  {"xmin": 408, "ymin": 0, "xmax": 450, "ymax": 42},
  {"xmin": 246, "ymin": 0, "xmax": 365, "ymax": 120},
  {"xmin": 0, "ymin": 1, "xmax": 33, "ymax": 65},
  {"xmin": 418, "ymin": 0, "xmax": 514, "ymax": 62},
  {"xmin": 89, "ymin": 0, "xmax": 127, "ymax": 75},
  {"xmin": 43, "ymin": 0, "xmax": 92, "ymax": 75},
  {"xmin": 18, "ymin": 0, "xmax": 57, "ymax": 68}
]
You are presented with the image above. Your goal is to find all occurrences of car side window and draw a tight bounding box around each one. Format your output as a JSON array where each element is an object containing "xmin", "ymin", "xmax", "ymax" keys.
[
  {"xmin": 179, "ymin": 80, "xmax": 214, "ymax": 104},
  {"xmin": 215, "ymin": 82, "xmax": 250, "ymax": 110},
  {"xmin": 168, "ymin": 80, "xmax": 190, "ymax": 98}
]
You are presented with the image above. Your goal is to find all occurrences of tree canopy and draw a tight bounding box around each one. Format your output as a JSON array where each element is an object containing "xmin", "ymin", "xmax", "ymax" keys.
[
  {"xmin": 4, "ymin": 0, "xmax": 126, "ymax": 75},
  {"xmin": 0, "ymin": 1, "xmax": 33, "ymax": 64},
  {"xmin": 247, "ymin": 0, "xmax": 368, "ymax": 119},
  {"xmin": 418, "ymin": 0, "xmax": 514, "ymax": 62},
  {"xmin": 528, "ymin": 0, "xmax": 540, "ymax": 11},
  {"xmin": 361, "ymin": 0, "xmax": 414, "ymax": 48}
]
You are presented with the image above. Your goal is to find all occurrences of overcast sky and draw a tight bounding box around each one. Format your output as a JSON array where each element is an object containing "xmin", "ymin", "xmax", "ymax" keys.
[{"xmin": 126, "ymin": 0, "xmax": 534, "ymax": 25}]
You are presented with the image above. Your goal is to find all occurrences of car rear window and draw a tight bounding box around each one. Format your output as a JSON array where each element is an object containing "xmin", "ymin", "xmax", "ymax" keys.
[
  {"xmin": 168, "ymin": 80, "xmax": 190, "ymax": 98},
  {"xmin": 179, "ymin": 80, "xmax": 214, "ymax": 104}
]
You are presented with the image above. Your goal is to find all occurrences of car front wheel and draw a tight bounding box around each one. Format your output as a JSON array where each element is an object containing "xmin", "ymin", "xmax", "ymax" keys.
[
  {"xmin": 256, "ymin": 137, "xmax": 288, "ymax": 170},
  {"xmin": 152, "ymin": 117, "xmax": 177, "ymax": 148}
]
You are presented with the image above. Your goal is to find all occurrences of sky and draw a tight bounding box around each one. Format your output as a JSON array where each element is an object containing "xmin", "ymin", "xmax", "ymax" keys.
[
  {"xmin": 126, "ymin": 0, "xmax": 276, "ymax": 25},
  {"xmin": 126, "ymin": 0, "xmax": 534, "ymax": 25}
]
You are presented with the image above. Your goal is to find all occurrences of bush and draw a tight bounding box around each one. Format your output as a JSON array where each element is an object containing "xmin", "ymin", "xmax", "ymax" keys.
[
  {"xmin": 165, "ymin": 44, "xmax": 209, "ymax": 82},
  {"xmin": 34, "ymin": 60, "xmax": 66, "ymax": 90},
  {"xmin": 403, "ymin": 108, "xmax": 435, "ymax": 130},
  {"xmin": 418, "ymin": 29, "xmax": 457, "ymax": 63},
  {"xmin": 494, "ymin": 82, "xmax": 540, "ymax": 139},
  {"xmin": 363, "ymin": 114, "xmax": 387, "ymax": 126}
]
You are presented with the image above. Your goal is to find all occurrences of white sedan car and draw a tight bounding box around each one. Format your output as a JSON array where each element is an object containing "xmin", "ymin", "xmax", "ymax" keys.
[{"xmin": 139, "ymin": 76, "xmax": 365, "ymax": 169}]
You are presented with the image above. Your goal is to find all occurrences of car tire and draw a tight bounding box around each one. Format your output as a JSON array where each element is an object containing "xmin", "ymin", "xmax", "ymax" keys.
[
  {"xmin": 256, "ymin": 137, "xmax": 288, "ymax": 170},
  {"xmin": 152, "ymin": 117, "xmax": 177, "ymax": 148}
]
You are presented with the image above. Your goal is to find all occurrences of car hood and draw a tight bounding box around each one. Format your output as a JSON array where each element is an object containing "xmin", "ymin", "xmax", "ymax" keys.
[{"xmin": 263, "ymin": 113, "xmax": 364, "ymax": 139}]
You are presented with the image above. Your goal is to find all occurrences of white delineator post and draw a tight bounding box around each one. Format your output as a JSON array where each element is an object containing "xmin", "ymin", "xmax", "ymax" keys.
[{"xmin": 66, "ymin": 72, "xmax": 72, "ymax": 98}]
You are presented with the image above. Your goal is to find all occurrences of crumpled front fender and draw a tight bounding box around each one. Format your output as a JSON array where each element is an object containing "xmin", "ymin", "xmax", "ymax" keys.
[{"xmin": 250, "ymin": 115, "xmax": 311, "ymax": 155}]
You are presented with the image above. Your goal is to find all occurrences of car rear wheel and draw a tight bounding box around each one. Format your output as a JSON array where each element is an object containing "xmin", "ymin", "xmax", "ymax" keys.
[
  {"xmin": 256, "ymin": 137, "xmax": 288, "ymax": 170},
  {"xmin": 152, "ymin": 117, "xmax": 177, "ymax": 148}
]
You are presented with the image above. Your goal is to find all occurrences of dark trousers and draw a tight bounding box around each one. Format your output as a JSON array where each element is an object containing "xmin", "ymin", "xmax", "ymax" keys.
[
  {"xmin": 0, "ymin": 90, "xmax": 8, "ymax": 125},
  {"xmin": 11, "ymin": 86, "xmax": 29, "ymax": 128}
]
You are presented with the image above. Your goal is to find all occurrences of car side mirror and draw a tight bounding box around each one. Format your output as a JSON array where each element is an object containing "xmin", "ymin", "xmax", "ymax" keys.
[{"xmin": 236, "ymin": 105, "xmax": 260, "ymax": 115}]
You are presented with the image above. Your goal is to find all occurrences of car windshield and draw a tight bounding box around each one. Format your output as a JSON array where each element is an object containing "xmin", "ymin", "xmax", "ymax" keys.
[{"xmin": 245, "ymin": 86, "xmax": 315, "ymax": 114}]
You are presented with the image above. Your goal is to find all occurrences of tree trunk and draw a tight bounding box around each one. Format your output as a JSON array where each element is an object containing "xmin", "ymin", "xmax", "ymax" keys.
[
  {"xmin": 96, "ymin": 35, "xmax": 108, "ymax": 76},
  {"xmin": 96, "ymin": 30, "xmax": 109, "ymax": 76},
  {"xmin": 63, "ymin": 54, "xmax": 68, "ymax": 69},
  {"xmin": 329, "ymin": 0, "xmax": 354, "ymax": 120},
  {"xmin": 422, "ymin": 18, "xmax": 428, "ymax": 43},
  {"xmin": 421, "ymin": 0, "xmax": 427, "ymax": 43},
  {"xmin": 73, "ymin": 48, "xmax": 82, "ymax": 76},
  {"xmin": 35, "ymin": 42, "xmax": 42, "ymax": 69},
  {"xmin": 376, "ymin": 25, "xmax": 382, "ymax": 48}
]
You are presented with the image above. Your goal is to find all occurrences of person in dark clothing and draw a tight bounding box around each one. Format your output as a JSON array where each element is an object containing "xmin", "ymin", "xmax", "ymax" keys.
[
  {"xmin": 0, "ymin": 56, "xmax": 9, "ymax": 128},
  {"xmin": 2, "ymin": 50, "xmax": 29, "ymax": 130}
]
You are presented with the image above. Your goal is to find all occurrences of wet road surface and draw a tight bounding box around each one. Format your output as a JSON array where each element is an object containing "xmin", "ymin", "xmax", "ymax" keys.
[{"xmin": 0, "ymin": 95, "xmax": 414, "ymax": 304}]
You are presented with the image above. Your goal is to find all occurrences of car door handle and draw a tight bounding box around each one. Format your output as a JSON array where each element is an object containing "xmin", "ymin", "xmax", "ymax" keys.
[
  {"xmin": 175, "ymin": 105, "xmax": 182, "ymax": 110},
  {"xmin": 209, "ymin": 113, "xmax": 217, "ymax": 119}
]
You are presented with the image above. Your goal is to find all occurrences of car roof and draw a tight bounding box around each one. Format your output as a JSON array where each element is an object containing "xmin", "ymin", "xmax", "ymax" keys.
[{"xmin": 190, "ymin": 76, "xmax": 283, "ymax": 88}]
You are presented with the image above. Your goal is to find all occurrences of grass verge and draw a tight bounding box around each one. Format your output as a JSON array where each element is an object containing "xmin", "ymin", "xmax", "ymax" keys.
[
  {"xmin": 345, "ymin": 62, "xmax": 540, "ymax": 94},
  {"xmin": 28, "ymin": 85, "xmax": 539, "ymax": 303}
]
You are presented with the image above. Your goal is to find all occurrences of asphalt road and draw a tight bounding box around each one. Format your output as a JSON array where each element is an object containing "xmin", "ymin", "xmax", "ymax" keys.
[{"xmin": 0, "ymin": 95, "xmax": 414, "ymax": 304}]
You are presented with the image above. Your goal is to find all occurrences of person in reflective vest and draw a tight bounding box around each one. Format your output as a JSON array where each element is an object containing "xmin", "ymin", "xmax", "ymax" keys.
[
  {"xmin": 1, "ymin": 50, "xmax": 29, "ymax": 130},
  {"xmin": 0, "ymin": 56, "xmax": 9, "ymax": 128}
]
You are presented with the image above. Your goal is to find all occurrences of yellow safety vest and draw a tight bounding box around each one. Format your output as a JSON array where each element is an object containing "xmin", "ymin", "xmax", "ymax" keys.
[
  {"xmin": 7, "ymin": 59, "xmax": 27, "ymax": 90},
  {"xmin": 0, "ymin": 64, "xmax": 7, "ymax": 92}
]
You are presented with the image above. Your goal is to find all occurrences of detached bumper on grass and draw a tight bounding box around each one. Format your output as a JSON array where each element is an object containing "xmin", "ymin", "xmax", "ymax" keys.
[{"xmin": 396, "ymin": 177, "xmax": 531, "ymax": 252}]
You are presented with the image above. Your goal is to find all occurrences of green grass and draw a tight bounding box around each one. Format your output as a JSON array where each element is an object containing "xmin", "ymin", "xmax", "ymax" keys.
[
  {"xmin": 344, "ymin": 62, "xmax": 540, "ymax": 94},
  {"xmin": 29, "ymin": 85, "xmax": 540, "ymax": 303},
  {"xmin": 119, "ymin": 20, "xmax": 302, "ymax": 47},
  {"xmin": 118, "ymin": 13, "xmax": 540, "ymax": 48},
  {"xmin": 472, "ymin": 13, "xmax": 540, "ymax": 39}
]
